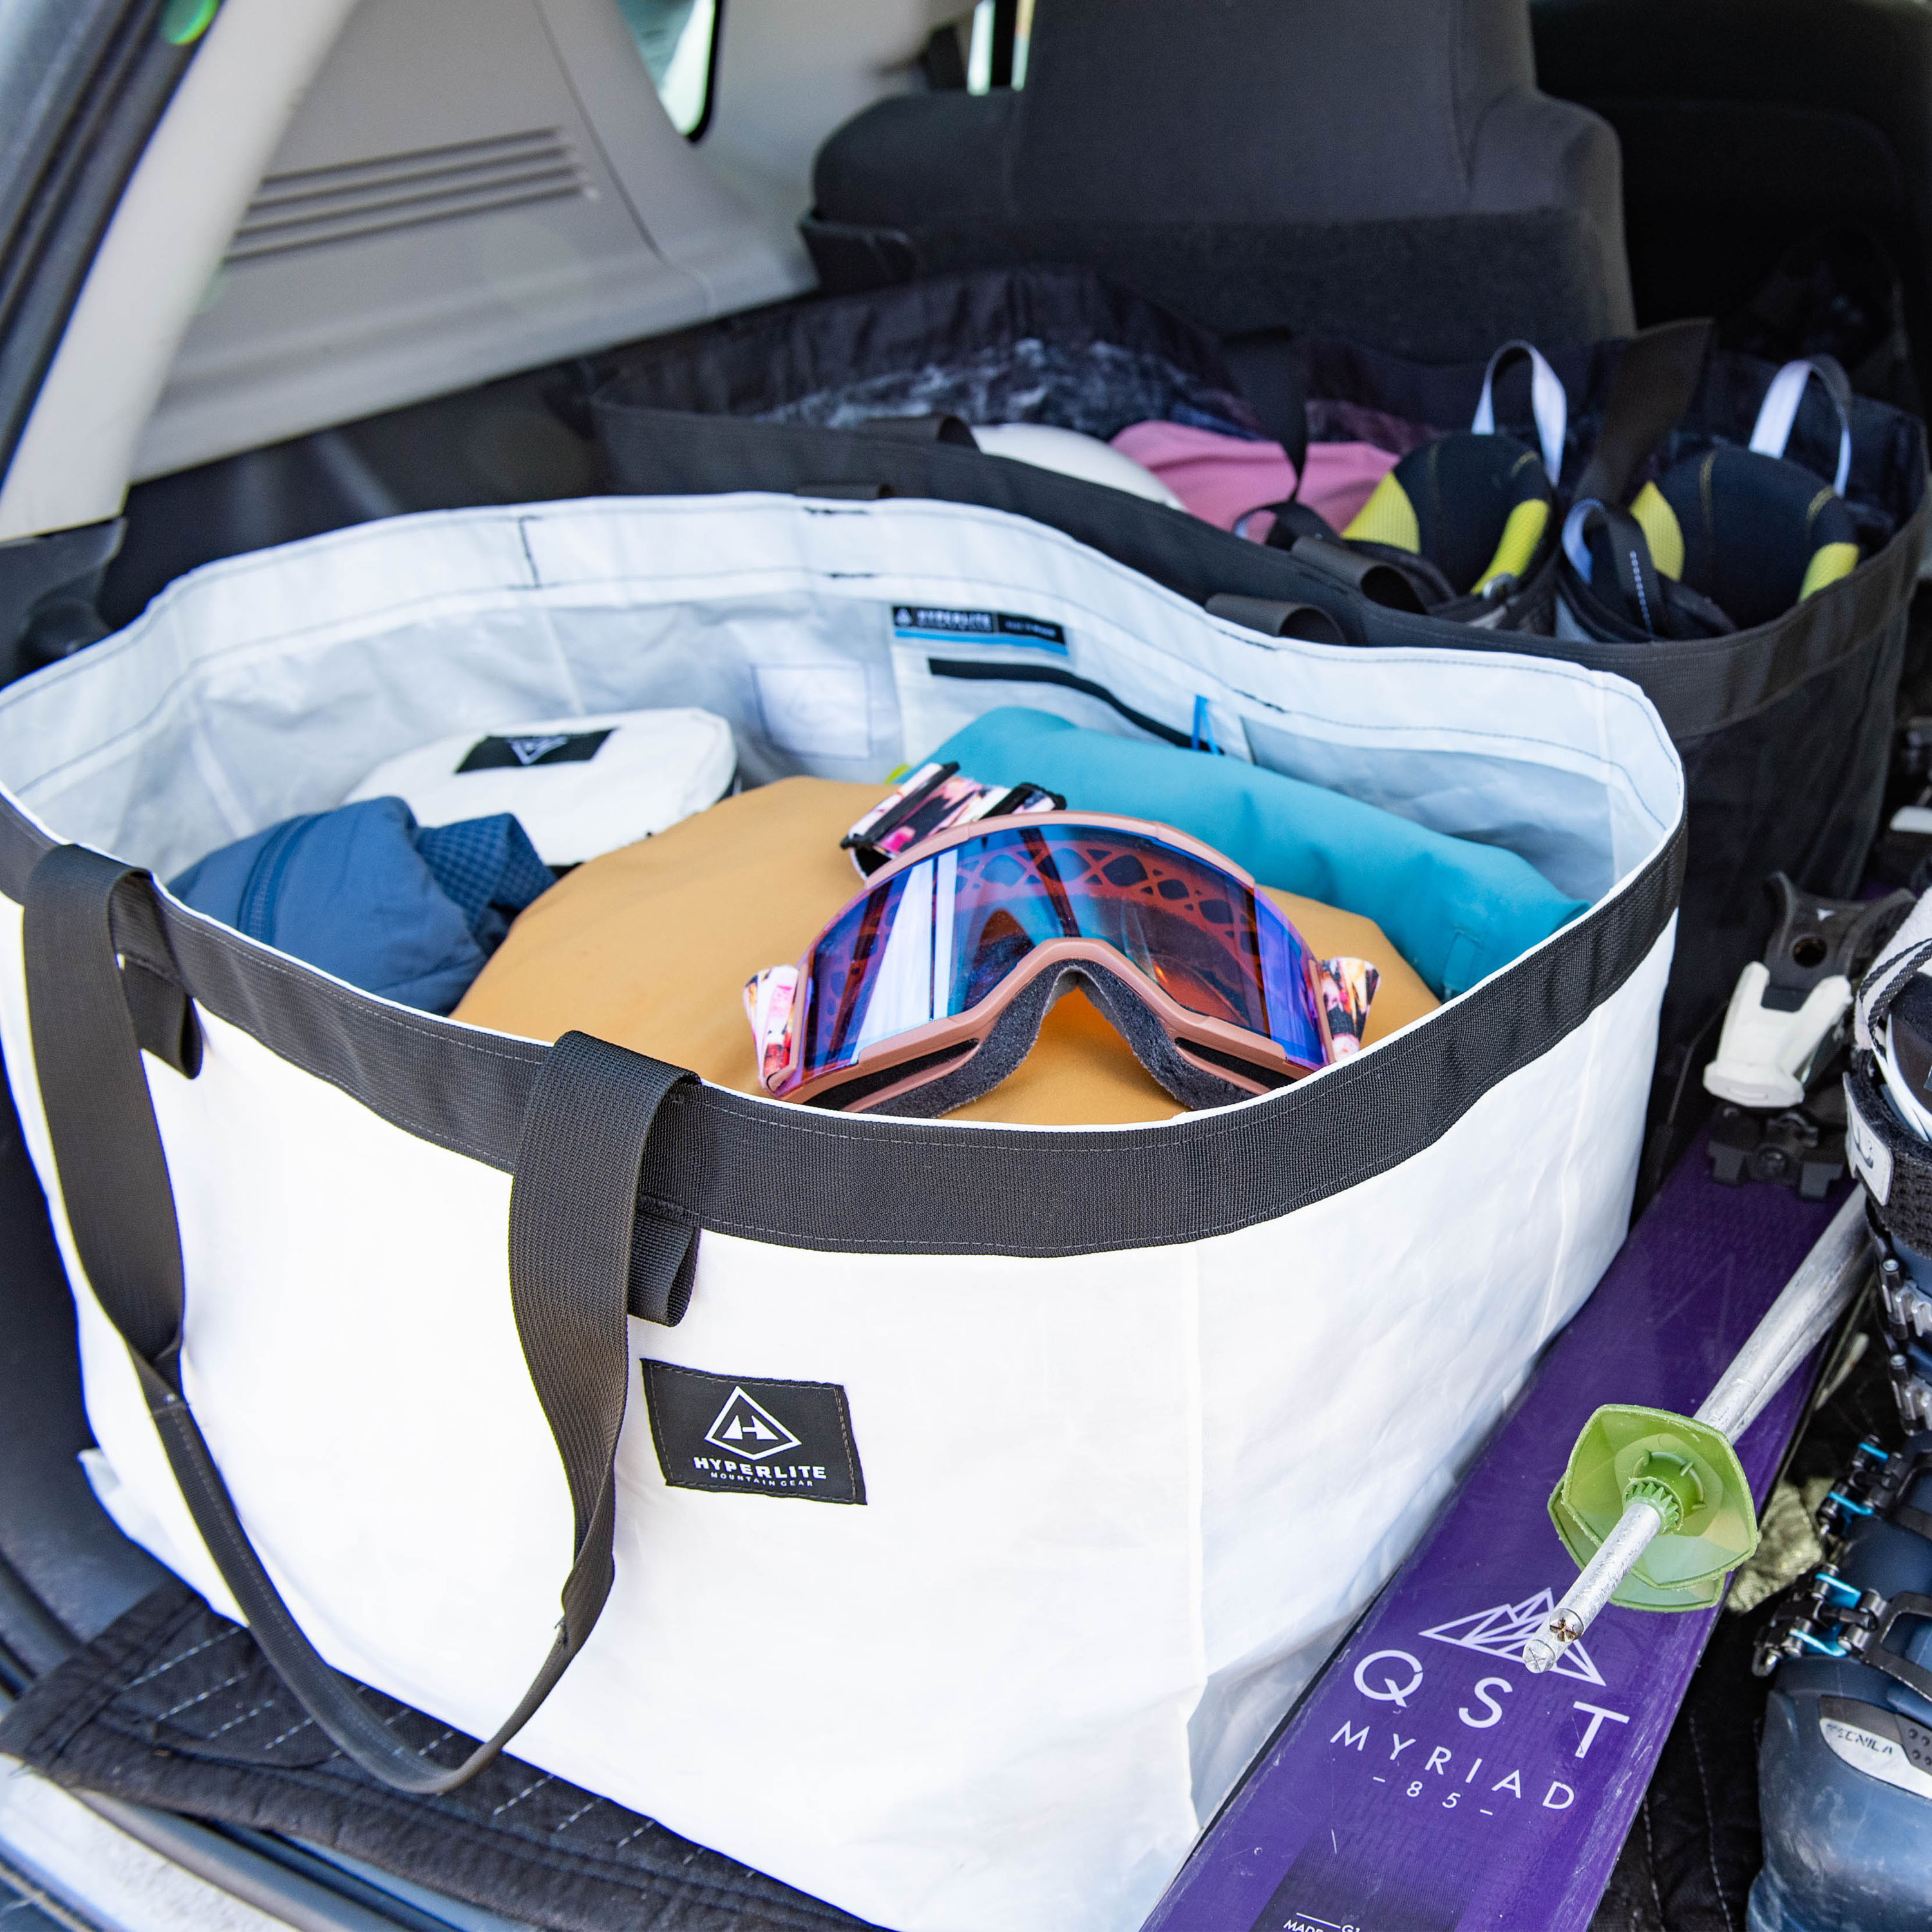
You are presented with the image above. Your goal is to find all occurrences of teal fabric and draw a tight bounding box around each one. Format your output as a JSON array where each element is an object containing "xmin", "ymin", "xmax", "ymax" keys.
[{"xmin": 925, "ymin": 708, "xmax": 1586, "ymax": 998}]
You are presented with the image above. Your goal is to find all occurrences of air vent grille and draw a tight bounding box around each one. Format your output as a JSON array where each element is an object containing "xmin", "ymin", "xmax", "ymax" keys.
[{"xmin": 226, "ymin": 129, "xmax": 590, "ymax": 264}]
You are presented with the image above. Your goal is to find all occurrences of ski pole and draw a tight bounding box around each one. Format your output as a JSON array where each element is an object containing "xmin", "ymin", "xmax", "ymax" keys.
[{"xmin": 1523, "ymin": 1190, "xmax": 1870, "ymax": 1674}]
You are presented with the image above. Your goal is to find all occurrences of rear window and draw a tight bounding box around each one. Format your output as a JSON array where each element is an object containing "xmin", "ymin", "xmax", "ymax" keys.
[{"xmin": 619, "ymin": 0, "xmax": 721, "ymax": 138}]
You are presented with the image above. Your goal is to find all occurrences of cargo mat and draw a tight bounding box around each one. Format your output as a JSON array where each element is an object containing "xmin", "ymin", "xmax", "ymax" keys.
[
  {"xmin": 0, "ymin": 1578, "xmax": 875, "ymax": 1932},
  {"xmin": 0, "ymin": 1513, "xmax": 1814, "ymax": 1932}
]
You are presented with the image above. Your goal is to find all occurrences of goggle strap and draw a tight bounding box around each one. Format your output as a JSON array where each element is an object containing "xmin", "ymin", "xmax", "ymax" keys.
[
  {"xmin": 1318, "ymin": 956, "xmax": 1381, "ymax": 1058},
  {"xmin": 744, "ymin": 963, "xmax": 799, "ymax": 1094},
  {"xmin": 841, "ymin": 764, "xmax": 1065, "ymax": 875}
]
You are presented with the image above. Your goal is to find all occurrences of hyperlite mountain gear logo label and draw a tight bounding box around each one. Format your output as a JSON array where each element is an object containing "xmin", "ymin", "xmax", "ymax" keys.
[
  {"xmin": 704, "ymin": 1386, "xmax": 800, "ymax": 1461},
  {"xmin": 640, "ymin": 1362, "xmax": 865, "ymax": 1504},
  {"xmin": 457, "ymin": 728, "xmax": 614, "ymax": 772},
  {"xmin": 890, "ymin": 605, "xmax": 1068, "ymax": 652}
]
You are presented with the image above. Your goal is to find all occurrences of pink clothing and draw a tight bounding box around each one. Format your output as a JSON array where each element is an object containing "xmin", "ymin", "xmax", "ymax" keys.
[{"xmin": 1109, "ymin": 419, "xmax": 1399, "ymax": 538}]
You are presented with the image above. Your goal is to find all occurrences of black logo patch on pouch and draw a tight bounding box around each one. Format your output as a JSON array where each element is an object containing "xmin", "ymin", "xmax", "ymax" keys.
[
  {"xmin": 640, "ymin": 1361, "xmax": 866, "ymax": 1504},
  {"xmin": 457, "ymin": 728, "xmax": 613, "ymax": 772}
]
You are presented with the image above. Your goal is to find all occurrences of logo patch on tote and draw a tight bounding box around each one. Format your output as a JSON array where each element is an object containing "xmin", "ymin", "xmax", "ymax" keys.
[
  {"xmin": 457, "ymin": 728, "xmax": 613, "ymax": 772},
  {"xmin": 891, "ymin": 605, "xmax": 1068, "ymax": 652},
  {"xmin": 640, "ymin": 1361, "xmax": 866, "ymax": 1504}
]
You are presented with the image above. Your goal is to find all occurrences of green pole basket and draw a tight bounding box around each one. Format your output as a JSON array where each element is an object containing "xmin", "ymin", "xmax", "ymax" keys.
[{"xmin": 1548, "ymin": 1403, "xmax": 1760, "ymax": 1611}]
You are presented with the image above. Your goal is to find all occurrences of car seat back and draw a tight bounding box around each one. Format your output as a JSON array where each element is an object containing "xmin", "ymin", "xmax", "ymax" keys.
[
  {"xmin": 1533, "ymin": 0, "xmax": 1932, "ymax": 408},
  {"xmin": 1014, "ymin": 0, "xmax": 1533, "ymax": 224},
  {"xmin": 807, "ymin": 0, "xmax": 1634, "ymax": 361}
]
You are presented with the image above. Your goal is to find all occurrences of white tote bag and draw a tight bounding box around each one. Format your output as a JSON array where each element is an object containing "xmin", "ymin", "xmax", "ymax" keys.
[{"xmin": 0, "ymin": 494, "xmax": 1681, "ymax": 1932}]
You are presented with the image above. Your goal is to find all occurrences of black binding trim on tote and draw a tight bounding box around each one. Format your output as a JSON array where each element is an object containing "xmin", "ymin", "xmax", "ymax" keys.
[
  {"xmin": 604, "ymin": 403, "xmax": 1928, "ymax": 747},
  {"xmin": 0, "ymin": 793, "xmax": 1684, "ymax": 1258},
  {"xmin": 598, "ymin": 301, "xmax": 1930, "ymax": 750}
]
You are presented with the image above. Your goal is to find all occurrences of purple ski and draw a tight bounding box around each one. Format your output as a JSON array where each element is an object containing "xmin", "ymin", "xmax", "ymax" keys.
[{"xmin": 1143, "ymin": 1139, "xmax": 1848, "ymax": 1932}]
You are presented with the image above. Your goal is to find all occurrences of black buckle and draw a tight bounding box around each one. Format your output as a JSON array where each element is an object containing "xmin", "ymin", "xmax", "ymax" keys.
[
  {"xmin": 1754, "ymin": 1439, "xmax": 1932, "ymax": 1678},
  {"xmin": 1763, "ymin": 875, "xmax": 1915, "ymax": 1012},
  {"xmin": 1709, "ymin": 1104, "xmax": 1843, "ymax": 1198},
  {"xmin": 1845, "ymin": 1590, "xmax": 1932, "ymax": 1705}
]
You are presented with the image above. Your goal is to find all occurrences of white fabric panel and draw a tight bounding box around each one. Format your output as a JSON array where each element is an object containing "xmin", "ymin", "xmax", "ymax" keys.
[
  {"xmin": 0, "ymin": 495, "xmax": 1678, "ymax": 904},
  {"xmin": 1240, "ymin": 717, "xmax": 1634, "ymax": 905},
  {"xmin": 1185, "ymin": 916, "xmax": 1671, "ymax": 1813},
  {"xmin": 149, "ymin": 1009, "xmax": 570, "ymax": 1725},
  {"xmin": 53, "ymin": 1000, "xmax": 1208, "ymax": 1932},
  {"xmin": 26, "ymin": 925, "xmax": 1677, "ymax": 1932},
  {"xmin": 33, "ymin": 951, "xmax": 1676, "ymax": 1932},
  {"xmin": 0, "ymin": 493, "xmax": 1685, "ymax": 1932}
]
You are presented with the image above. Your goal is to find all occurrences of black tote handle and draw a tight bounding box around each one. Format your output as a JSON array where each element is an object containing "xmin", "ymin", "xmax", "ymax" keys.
[
  {"xmin": 23, "ymin": 844, "xmax": 696, "ymax": 1794},
  {"xmin": 1220, "ymin": 327, "xmax": 1310, "ymax": 483},
  {"xmin": 1204, "ymin": 592, "xmax": 1349, "ymax": 645},
  {"xmin": 1283, "ymin": 533, "xmax": 1436, "ymax": 615},
  {"xmin": 1573, "ymin": 317, "xmax": 1716, "ymax": 507}
]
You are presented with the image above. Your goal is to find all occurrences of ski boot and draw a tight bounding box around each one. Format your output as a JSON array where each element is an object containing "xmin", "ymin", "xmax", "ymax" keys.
[
  {"xmin": 1750, "ymin": 1437, "xmax": 1932, "ymax": 1931},
  {"xmin": 1748, "ymin": 898, "xmax": 1932, "ymax": 1926}
]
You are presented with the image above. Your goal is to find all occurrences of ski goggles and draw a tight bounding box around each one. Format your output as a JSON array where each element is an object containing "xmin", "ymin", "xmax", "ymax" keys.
[{"xmin": 744, "ymin": 812, "xmax": 1378, "ymax": 1117}]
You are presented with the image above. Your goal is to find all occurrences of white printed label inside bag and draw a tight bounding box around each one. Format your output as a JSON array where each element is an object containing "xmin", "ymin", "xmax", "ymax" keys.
[
  {"xmin": 640, "ymin": 1361, "xmax": 866, "ymax": 1504},
  {"xmin": 1845, "ymin": 1083, "xmax": 1895, "ymax": 1206},
  {"xmin": 890, "ymin": 605, "xmax": 1068, "ymax": 653},
  {"xmin": 752, "ymin": 664, "xmax": 873, "ymax": 759}
]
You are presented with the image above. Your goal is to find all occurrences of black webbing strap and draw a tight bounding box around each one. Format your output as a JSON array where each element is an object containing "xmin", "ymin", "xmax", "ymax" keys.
[
  {"xmin": 1251, "ymin": 499, "xmax": 1344, "ymax": 547},
  {"xmin": 1812, "ymin": 353, "xmax": 1854, "ymax": 421},
  {"xmin": 1202, "ymin": 592, "xmax": 1347, "ymax": 645},
  {"xmin": 22, "ymin": 845, "xmax": 696, "ymax": 1794},
  {"xmin": 1808, "ymin": 355, "xmax": 1855, "ymax": 456},
  {"xmin": 1564, "ymin": 498, "xmax": 1671, "ymax": 638},
  {"xmin": 1573, "ymin": 317, "xmax": 1715, "ymax": 506},
  {"xmin": 1220, "ymin": 328, "xmax": 1309, "ymax": 482}
]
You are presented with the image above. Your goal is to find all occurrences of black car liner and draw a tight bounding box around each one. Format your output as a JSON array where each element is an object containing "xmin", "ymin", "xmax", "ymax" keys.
[
  {"xmin": 0, "ymin": 1578, "xmax": 875, "ymax": 1932},
  {"xmin": 0, "ymin": 1569, "xmax": 1775, "ymax": 1932}
]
